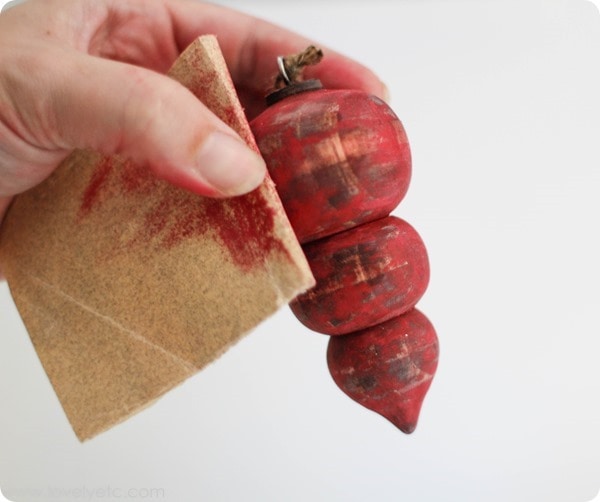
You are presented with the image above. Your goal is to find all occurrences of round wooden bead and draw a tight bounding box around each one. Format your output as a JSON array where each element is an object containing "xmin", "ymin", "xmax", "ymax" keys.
[
  {"xmin": 290, "ymin": 216, "xmax": 429, "ymax": 335},
  {"xmin": 250, "ymin": 89, "xmax": 411, "ymax": 243}
]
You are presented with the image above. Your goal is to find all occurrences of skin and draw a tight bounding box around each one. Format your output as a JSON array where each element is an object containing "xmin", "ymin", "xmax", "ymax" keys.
[{"xmin": 0, "ymin": 0, "xmax": 385, "ymax": 278}]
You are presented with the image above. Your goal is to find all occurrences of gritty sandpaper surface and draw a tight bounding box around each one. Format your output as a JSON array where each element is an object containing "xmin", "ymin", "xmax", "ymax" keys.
[{"xmin": 0, "ymin": 35, "xmax": 314, "ymax": 441}]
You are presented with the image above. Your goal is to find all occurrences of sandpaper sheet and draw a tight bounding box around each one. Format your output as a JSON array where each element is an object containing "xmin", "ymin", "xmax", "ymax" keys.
[{"xmin": 0, "ymin": 35, "xmax": 314, "ymax": 441}]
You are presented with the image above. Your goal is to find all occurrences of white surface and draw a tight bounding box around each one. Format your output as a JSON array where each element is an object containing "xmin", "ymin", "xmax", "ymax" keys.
[{"xmin": 1, "ymin": 0, "xmax": 600, "ymax": 501}]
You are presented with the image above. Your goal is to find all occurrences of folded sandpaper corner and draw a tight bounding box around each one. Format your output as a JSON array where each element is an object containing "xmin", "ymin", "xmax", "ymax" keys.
[{"xmin": 0, "ymin": 35, "xmax": 315, "ymax": 441}]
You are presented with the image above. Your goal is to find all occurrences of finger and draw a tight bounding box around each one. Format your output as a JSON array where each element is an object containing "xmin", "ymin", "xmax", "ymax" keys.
[
  {"xmin": 76, "ymin": 54, "xmax": 267, "ymax": 196},
  {"xmin": 166, "ymin": 0, "xmax": 387, "ymax": 99},
  {"xmin": 8, "ymin": 47, "xmax": 266, "ymax": 197}
]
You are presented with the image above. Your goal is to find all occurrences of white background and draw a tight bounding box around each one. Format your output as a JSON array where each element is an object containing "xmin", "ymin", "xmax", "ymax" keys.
[{"xmin": 1, "ymin": 0, "xmax": 599, "ymax": 501}]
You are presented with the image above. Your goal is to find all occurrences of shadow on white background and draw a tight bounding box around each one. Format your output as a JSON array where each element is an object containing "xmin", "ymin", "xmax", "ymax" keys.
[{"xmin": 1, "ymin": 1, "xmax": 599, "ymax": 501}]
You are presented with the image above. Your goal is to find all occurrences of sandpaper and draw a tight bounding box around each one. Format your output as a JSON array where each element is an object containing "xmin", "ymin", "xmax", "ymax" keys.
[{"xmin": 0, "ymin": 35, "xmax": 314, "ymax": 441}]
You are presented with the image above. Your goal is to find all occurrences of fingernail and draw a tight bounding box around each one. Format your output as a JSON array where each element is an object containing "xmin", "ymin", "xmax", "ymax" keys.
[
  {"xmin": 381, "ymin": 81, "xmax": 391, "ymax": 103},
  {"xmin": 195, "ymin": 132, "xmax": 266, "ymax": 196}
]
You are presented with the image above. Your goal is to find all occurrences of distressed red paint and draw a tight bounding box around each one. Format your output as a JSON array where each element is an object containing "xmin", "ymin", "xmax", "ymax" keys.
[
  {"xmin": 327, "ymin": 308, "xmax": 439, "ymax": 433},
  {"xmin": 250, "ymin": 88, "xmax": 411, "ymax": 243},
  {"xmin": 78, "ymin": 156, "xmax": 286, "ymax": 271},
  {"xmin": 249, "ymin": 76, "xmax": 437, "ymax": 433},
  {"xmin": 290, "ymin": 216, "xmax": 430, "ymax": 335}
]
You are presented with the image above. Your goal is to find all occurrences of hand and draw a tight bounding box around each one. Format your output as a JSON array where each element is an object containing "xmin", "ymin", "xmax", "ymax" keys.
[{"xmin": 0, "ymin": 0, "xmax": 386, "ymax": 233}]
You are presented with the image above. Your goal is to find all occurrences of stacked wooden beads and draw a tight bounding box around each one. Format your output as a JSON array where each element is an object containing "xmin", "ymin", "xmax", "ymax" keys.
[{"xmin": 250, "ymin": 56, "xmax": 439, "ymax": 433}]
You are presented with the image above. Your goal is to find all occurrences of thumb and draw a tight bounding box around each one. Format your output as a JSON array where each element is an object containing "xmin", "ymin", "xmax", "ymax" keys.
[{"xmin": 25, "ymin": 49, "xmax": 267, "ymax": 198}]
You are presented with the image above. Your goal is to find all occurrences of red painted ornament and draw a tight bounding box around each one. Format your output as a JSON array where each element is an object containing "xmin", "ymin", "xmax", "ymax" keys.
[{"xmin": 249, "ymin": 46, "xmax": 437, "ymax": 433}]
